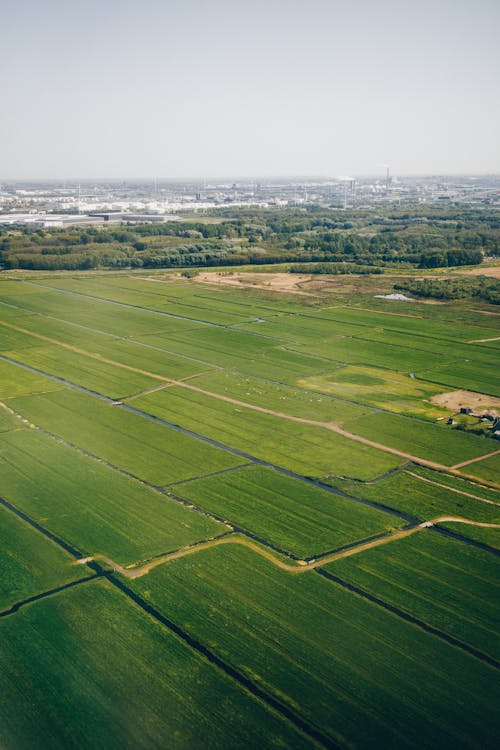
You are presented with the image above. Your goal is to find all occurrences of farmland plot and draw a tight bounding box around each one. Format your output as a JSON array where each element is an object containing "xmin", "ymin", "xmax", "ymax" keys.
[
  {"xmin": 134, "ymin": 386, "xmax": 402, "ymax": 480},
  {"xmin": 6, "ymin": 388, "xmax": 244, "ymax": 486},
  {"xmin": 172, "ymin": 465, "xmax": 399, "ymax": 558},
  {"xmin": 131, "ymin": 544, "xmax": 499, "ymax": 750},
  {"xmin": 0, "ymin": 504, "xmax": 87, "ymax": 611},
  {"xmin": 0, "ymin": 428, "xmax": 223, "ymax": 564},
  {"xmin": 0, "ymin": 580, "xmax": 309, "ymax": 750},
  {"xmin": 328, "ymin": 531, "xmax": 500, "ymax": 660}
]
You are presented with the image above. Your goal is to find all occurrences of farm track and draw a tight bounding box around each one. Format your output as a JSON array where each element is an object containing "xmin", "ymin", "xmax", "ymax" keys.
[
  {"xmin": 451, "ymin": 450, "xmax": 500, "ymax": 470},
  {"xmin": 2, "ymin": 318, "xmax": 493, "ymax": 477},
  {"xmin": 405, "ymin": 470, "xmax": 500, "ymax": 506},
  {"xmin": 81, "ymin": 516, "xmax": 500, "ymax": 580}
]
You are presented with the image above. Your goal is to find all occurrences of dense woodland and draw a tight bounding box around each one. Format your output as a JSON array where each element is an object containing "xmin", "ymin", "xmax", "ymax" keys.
[{"xmin": 0, "ymin": 206, "xmax": 498, "ymax": 277}]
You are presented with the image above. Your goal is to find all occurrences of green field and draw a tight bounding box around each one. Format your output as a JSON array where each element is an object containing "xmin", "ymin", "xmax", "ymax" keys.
[
  {"xmin": 133, "ymin": 386, "xmax": 402, "ymax": 480},
  {"xmin": 342, "ymin": 411, "xmax": 492, "ymax": 465},
  {"xmin": 328, "ymin": 531, "xmax": 499, "ymax": 660},
  {"xmin": 5, "ymin": 344, "xmax": 157, "ymax": 399},
  {"xmin": 179, "ymin": 369, "xmax": 370, "ymax": 422},
  {"xmin": 0, "ymin": 505, "xmax": 87, "ymax": 611},
  {"xmin": 1, "ymin": 271, "xmax": 498, "ymax": 749},
  {"xmin": 298, "ymin": 364, "xmax": 446, "ymax": 418},
  {"xmin": 463, "ymin": 452, "xmax": 500, "ymax": 484},
  {"xmin": 0, "ymin": 358, "xmax": 64, "ymax": 399},
  {"xmin": 325, "ymin": 470, "xmax": 500, "ymax": 527},
  {"xmin": 6, "ymin": 387, "xmax": 245, "ymax": 486},
  {"xmin": 0, "ymin": 580, "xmax": 309, "ymax": 750},
  {"xmin": 172, "ymin": 465, "xmax": 400, "ymax": 557},
  {"xmin": 0, "ymin": 428, "xmax": 224, "ymax": 564},
  {"xmin": 131, "ymin": 544, "xmax": 499, "ymax": 749}
]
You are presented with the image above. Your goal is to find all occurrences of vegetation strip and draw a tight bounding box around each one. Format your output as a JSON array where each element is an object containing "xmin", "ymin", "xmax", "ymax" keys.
[
  {"xmin": 104, "ymin": 575, "xmax": 337, "ymax": 750},
  {"xmin": 316, "ymin": 569, "xmax": 500, "ymax": 670}
]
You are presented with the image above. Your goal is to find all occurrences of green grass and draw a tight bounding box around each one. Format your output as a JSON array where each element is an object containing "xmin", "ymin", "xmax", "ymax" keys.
[
  {"xmin": 172, "ymin": 465, "xmax": 400, "ymax": 557},
  {"xmin": 328, "ymin": 531, "xmax": 499, "ymax": 660},
  {"xmin": 342, "ymin": 411, "xmax": 492, "ymax": 465},
  {"xmin": 6, "ymin": 309, "xmax": 213, "ymax": 381},
  {"xmin": 5, "ymin": 344, "xmax": 157, "ymax": 400},
  {"xmin": 417, "ymin": 361, "xmax": 499, "ymax": 398},
  {"xmin": 0, "ymin": 408, "xmax": 23, "ymax": 433},
  {"xmin": 0, "ymin": 428, "xmax": 223, "ymax": 565},
  {"xmin": 0, "ymin": 505, "xmax": 88, "ymax": 610},
  {"xmin": 131, "ymin": 544, "xmax": 499, "ymax": 749},
  {"xmin": 289, "ymin": 335, "xmax": 448, "ymax": 372},
  {"xmin": 437, "ymin": 523, "xmax": 500, "ymax": 549},
  {"xmin": 0, "ymin": 580, "xmax": 308, "ymax": 750},
  {"xmin": 139, "ymin": 327, "xmax": 329, "ymax": 382},
  {"xmin": 184, "ymin": 369, "xmax": 370, "ymax": 423},
  {"xmin": 134, "ymin": 386, "xmax": 402, "ymax": 480},
  {"xmin": 0, "ymin": 358, "xmax": 64, "ymax": 399},
  {"xmin": 7, "ymin": 388, "xmax": 244, "ymax": 486},
  {"xmin": 325, "ymin": 470, "xmax": 500, "ymax": 527},
  {"xmin": 464, "ymin": 452, "xmax": 500, "ymax": 484},
  {"xmin": 298, "ymin": 364, "xmax": 446, "ymax": 419},
  {"xmin": 0, "ymin": 430, "xmax": 225, "ymax": 563},
  {"xmin": 410, "ymin": 466, "xmax": 500, "ymax": 503}
]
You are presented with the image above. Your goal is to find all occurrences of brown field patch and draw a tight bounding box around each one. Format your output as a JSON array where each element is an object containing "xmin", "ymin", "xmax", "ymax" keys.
[{"xmin": 431, "ymin": 389, "xmax": 500, "ymax": 416}]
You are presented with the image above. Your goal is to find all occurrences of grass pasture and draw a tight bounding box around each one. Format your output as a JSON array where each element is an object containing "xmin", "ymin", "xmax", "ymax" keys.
[
  {"xmin": 298, "ymin": 364, "xmax": 445, "ymax": 418},
  {"xmin": 0, "ymin": 504, "xmax": 87, "ymax": 611},
  {"xmin": 328, "ymin": 531, "xmax": 500, "ymax": 661},
  {"xmin": 172, "ymin": 465, "xmax": 400, "ymax": 557},
  {"xmin": 0, "ymin": 358, "xmax": 64, "ymax": 399},
  {"xmin": 342, "ymin": 411, "xmax": 493, "ymax": 466},
  {"xmin": 1, "ymin": 272, "xmax": 499, "ymax": 749},
  {"xmin": 325, "ymin": 470, "xmax": 500, "ymax": 528},
  {"xmin": 132, "ymin": 544, "xmax": 499, "ymax": 750},
  {"xmin": 133, "ymin": 386, "xmax": 402, "ymax": 480},
  {"xmin": 6, "ymin": 388, "xmax": 244, "ymax": 486},
  {"xmin": 0, "ymin": 580, "xmax": 309, "ymax": 750},
  {"xmin": 5, "ymin": 344, "xmax": 157, "ymax": 400},
  {"xmin": 464, "ymin": 452, "xmax": 500, "ymax": 484},
  {"xmin": 183, "ymin": 369, "xmax": 370, "ymax": 423},
  {"xmin": 0, "ymin": 428, "xmax": 223, "ymax": 565}
]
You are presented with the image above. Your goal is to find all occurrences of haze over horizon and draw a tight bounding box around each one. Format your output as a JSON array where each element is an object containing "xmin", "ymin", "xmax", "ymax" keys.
[{"xmin": 2, "ymin": 0, "xmax": 499, "ymax": 180}]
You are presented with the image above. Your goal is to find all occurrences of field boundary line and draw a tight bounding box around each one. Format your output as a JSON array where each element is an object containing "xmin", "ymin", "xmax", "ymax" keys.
[
  {"xmin": 316, "ymin": 569, "xmax": 500, "ymax": 671},
  {"xmin": 107, "ymin": 576, "xmax": 336, "ymax": 750},
  {"xmin": 405, "ymin": 471, "xmax": 500, "ymax": 506},
  {"xmin": 0, "ymin": 575, "xmax": 102, "ymax": 619},
  {"xmin": 80, "ymin": 517, "xmax": 500, "ymax": 580}
]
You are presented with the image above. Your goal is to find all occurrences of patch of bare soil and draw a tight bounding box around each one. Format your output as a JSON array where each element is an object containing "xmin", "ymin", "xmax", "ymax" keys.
[
  {"xmin": 456, "ymin": 266, "xmax": 500, "ymax": 279},
  {"xmin": 431, "ymin": 389, "xmax": 500, "ymax": 416},
  {"xmin": 193, "ymin": 271, "xmax": 318, "ymax": 296}
]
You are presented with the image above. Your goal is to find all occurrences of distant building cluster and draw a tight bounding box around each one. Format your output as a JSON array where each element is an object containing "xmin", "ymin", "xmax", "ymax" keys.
[{"xmin": 0, "ymin": 175, "xmax": 498, "ymax": 227}]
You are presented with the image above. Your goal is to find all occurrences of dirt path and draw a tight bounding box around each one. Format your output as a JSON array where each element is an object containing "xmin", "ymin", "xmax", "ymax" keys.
[
  {"xmin": 451, "ymin": 449, "xmax": 500, "ymax": 470},
  {"xmin": 468, "ymin": 337, "xmax": 500, "ymax": 343},
  {"xmin": 2, "ymin": 319, "xmax": 496, "ymax": 475},
  {"xmin": 405, "ymin": 470, "xmax": 500, "ymax": 506},
  {"xmin": 77, "ymin": 516, "xmax": 499, "ymax": 579}
]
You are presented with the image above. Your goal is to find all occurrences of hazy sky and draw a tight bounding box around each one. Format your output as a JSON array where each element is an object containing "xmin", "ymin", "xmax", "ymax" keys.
[{"xmin": 2, "ymin": 0, "xmax": 499, "ymax": 178}]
